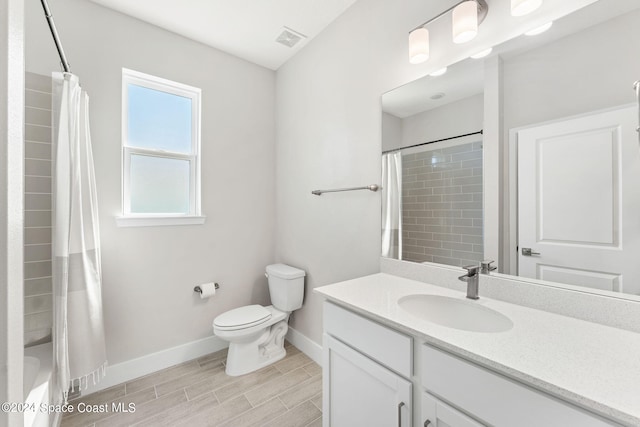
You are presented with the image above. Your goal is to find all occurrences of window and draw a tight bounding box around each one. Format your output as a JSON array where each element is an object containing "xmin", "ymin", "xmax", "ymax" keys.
[{"xmin": 118, "ymin": 68, "xmax": 204, "ymax": 227}]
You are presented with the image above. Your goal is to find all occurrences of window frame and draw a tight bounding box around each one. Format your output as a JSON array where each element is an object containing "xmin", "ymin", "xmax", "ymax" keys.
[{"xmin": 118, "ymin": 68, "xmax": 204, "ymax": 227}]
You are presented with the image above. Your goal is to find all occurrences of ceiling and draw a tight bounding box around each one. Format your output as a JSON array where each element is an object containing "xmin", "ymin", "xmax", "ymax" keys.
[{"xmin": 88, "ymin": 0, "xmax": 358, "ymax": 70}]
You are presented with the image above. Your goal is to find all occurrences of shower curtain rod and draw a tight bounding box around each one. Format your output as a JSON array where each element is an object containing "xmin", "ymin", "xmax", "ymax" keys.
[
  {"xmin": 382, "ymin": 130, "xmax": 483, "ymax": 154},
  {"xmin": 40, "ymin": 0, "xmax": 71, "ymax": 73}
]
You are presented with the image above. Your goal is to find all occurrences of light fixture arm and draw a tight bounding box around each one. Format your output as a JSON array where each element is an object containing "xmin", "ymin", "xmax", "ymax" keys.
[{"xmin": 410, "ymin": 0, "xmax": 488, "ymax": 33}]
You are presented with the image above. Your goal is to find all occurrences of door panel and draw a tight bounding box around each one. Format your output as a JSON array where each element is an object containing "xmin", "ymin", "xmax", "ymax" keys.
[{"xmin": 517, "ymin": 105, "xmax": 640, "ymax": 294}]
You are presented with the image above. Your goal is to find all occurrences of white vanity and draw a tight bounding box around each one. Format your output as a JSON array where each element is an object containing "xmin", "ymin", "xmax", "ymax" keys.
[{"xmin": 316, "ymin": 272, "xmax": 640, "ymax": 427}]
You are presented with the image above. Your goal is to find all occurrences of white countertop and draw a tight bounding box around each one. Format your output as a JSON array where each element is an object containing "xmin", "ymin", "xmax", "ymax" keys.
[{"xmin": 315, "ymin": 273, "xmax": 640, "ymax": 427}]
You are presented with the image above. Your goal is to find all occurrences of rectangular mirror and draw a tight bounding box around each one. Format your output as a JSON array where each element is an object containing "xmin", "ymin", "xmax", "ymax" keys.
[{"xmin": 382, "ymin": 0, "xmax": 640, "ymax": 298}]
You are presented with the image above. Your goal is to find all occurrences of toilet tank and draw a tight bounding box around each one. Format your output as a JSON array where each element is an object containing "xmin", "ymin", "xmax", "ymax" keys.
[{"xmin": 266, "ymin": 264, "xmax": 306, "ymax": 312}]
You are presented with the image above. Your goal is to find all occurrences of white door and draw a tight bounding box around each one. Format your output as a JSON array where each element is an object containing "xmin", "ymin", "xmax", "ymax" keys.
[
  {"xmin": 422, "ymin": 393, "xmax": 485, "ymax": 427},
  {"xmin": 323, "ymin": 334, "xmax": 412, "ymax": 427},
  {"xmin": 517, "ymin": 105, "xmax": 640, "ymax": 294}
]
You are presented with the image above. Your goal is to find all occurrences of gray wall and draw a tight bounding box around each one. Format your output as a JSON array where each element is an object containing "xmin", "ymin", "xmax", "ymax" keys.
[
  {"xmin": 25, "ymin": 0, "xmax": 276, "ymax": 364},
  {"xmin": 402, "ymin": 141, "xmax": 483, "ymax": 266},
  {"xmin": 23, "ymin": 72, "xmax": 53, "ymax": 347}
]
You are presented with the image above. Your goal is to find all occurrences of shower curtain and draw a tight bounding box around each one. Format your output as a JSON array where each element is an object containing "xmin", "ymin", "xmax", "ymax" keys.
[
  {"xmin": 52, "ymin": 73, "xmax": 107, "ymax": 404},
  {"xmin": 381, "ymin": 152, "xmax": 402, "ymax": 259}
]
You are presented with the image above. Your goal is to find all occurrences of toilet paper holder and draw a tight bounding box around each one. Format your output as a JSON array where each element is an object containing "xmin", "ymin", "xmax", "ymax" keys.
[{"xmin": 194, "ymin": 283, "xmax": 220, "ymax": 294}]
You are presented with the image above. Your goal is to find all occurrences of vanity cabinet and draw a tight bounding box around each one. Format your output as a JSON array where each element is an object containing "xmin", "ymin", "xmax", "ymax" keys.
[
  {"xmin": 323, "ymin": 300, "xmax": 623, "ymax": 427},
  {"xmin": 323, "ymin": 302, "xmax": 413, "ymax": 427}
]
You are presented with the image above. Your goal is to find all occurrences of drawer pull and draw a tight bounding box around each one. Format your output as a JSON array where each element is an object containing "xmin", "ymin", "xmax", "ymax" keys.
[{"xmin": 398, "ymin": 402, "xmax": 405, "ymax": 426}]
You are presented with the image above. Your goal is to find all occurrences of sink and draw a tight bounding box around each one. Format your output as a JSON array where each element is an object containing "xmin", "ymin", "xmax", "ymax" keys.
[{"xmin": 398, "ymin": 294, "xmax": 514, "ymax": 333}]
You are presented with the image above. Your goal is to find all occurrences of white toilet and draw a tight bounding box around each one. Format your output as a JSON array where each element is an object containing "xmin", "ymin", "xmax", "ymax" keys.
[{"xmin": 213, "ymin": 263, "xmax": 306, "ymax": 376}]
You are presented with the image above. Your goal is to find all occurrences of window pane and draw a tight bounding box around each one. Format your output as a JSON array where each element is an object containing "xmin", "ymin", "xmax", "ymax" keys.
[
  {"xmin": 127, "ymin": 84, "xmax": 192, "ymax": 153},
  {"xmin": 130, "ymin": 155, "xmax": 190, "ymax": 214}
]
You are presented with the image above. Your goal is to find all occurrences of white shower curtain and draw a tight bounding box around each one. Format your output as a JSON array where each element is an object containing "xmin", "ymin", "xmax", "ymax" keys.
[
  {"xmin": 52, "ymin": 73, "xmax": 107, "ymax": 404},
  {"xmin": 381, "ymin": 152, "xmax": 402, "ymax": 259}
]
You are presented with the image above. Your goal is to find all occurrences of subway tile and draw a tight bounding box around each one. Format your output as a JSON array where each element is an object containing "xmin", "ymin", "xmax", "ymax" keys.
[
  {"xmin": 403, "ymin": 181, "xmax": 425, "ymax": 190},
  {"xmin": 432, "ymin": 161, "xmax": 461, "ymax": 171},
  {"xmin": 25, "ymin": 124, "xmax": 52, "ymax": 143},
  {"xmin": 24, "ymin": 294, "xmax": 52, "ymax": 314},
  {"xmin": 263, "ymin": 401, "xmax": 321, "ymax": 427},
  {"xmin": 404, "ymin": 210, "xmax": 433, "ymax": 218},
  {"xmin": 423, "ymin": 247, "xmax": 453, "ymax": 258},
  {"xmin": 473, "ymin": 218, "xmax": 483, "ymax": 227},
  {"xmin": 431, "ymin": 210, "xmax": 461, "ymax": 218},
  {"xmin": 415, "ymin": 240, "xmax": 442, "ymax": 249},
  {"xmin": 462, "ymin": 209, "xmax": 483, "ymax": 219},
  {"xmin": 442, "ymin": 193, "xmax": 473, "ymax": 202},
  {"xmin": 473, "ymin": 244, "xmax": 484, "ymax": 253},
  {"xmin": 415, "ymin": 195, "xmax": 442, "ymax": 203},
  {"xmin": 24, "ymin": 210, "xmax": 52, "ymax": 227},
  {"xmin": 461, "ymin": 184, "xmax": 482, "ymax": 193},
  {"xmin": 25, "ymin": 141, "xmax": 52, "ymax": 161},
  {"xmin": 403, "ymin": 203, "xmax": 424, "ymax": 211},
  {"xmin": 452, "ymin": 176, "xmax": 482, "ymax": 186},
  {"xmin": 415, "ymin": 171, "xmax": 442, "ymax": 181},
  {"xmin": 403, "ymin": 174, "xmax": 417, "ymax": 183},
  {"xmin": 404, "ymin": 245, "xmax": 425, "ymax": 255},
  {"xmin": 26, "ymin": 72, "xmax": 52, "ymax": 93},
  {"xmin": 403, "ymin": 217, "xmax": 417, "ymax": 224},
  {"xmin": 441, "ymin": 242, "xmax": 474, "ymax": 252},
  {"xmin": 403, "ymin": 196, "xmax": 417, "ymax": 204},
  {"xmin": 24, "ymin": 244, "xmax": 51, "ymax": 262},
  {"xmin": 461, "ymin": 158, "xmax": 483, "ymax": 169},
  {"xmin": 25, "ymin": 107, "xmax": 52, "ymax": 127},
  {"xmin": 424, "ymin": 202, "xmax": 452, "ymax": 211},
  {"xmin": 441, "ymin": 168, "xmax": 473, "ymax": 179},
  {"xmin": 433, "ymin": 256, "xmax": 461, "ymax": 267},
  {"xmin": 451, "ymin": 150, "xmax": 482, "ymax": 162},
  {"xmin": 403, "ymin": 159, "xmax": 424, "ymax": 169},
  {"xmin": 473, "ymin": 167, "xmax": 483, "ymax": 176},
  {"xmin": 452, "ymin": 250, "xmax": 484, "ymax": 262},
  {"xmin": 403, "ymin": 238, "xmax": 417, "ymax": 247},
  {"xmin": 441, "ymin": 144, "xmax": 473, "ymax": 155},
  {"xmin": 418, "ymin": 224, "xmax": 452, "ymax": 234},
  {"xmin": 25, "ymin": 193, "xmax": 52, "ymax": 210},
  {"xmin": 25, "ymin": 159, "xmax": 52, "ymax": 177},
  {"xmin": 451, "ymin": 226, "xmax": 483, "ymax": 236},
  {"xmin": 433, "ymin": 186, "xmax": 462, "ymax": 195},
  {"xmin": 405, "ymin": 188, "xmax": 432, "ymax": 196},
  {"xmin": 473, "ymin": 193, "xmax": 483, "ymax": 201},
  {"xmin": 451, "ymin": 201, "xmax": 482, "ymax": 210},
  {"xmin": 403, "ymin": 224, "xmax": 425, "ymax": 233},
  {"xmin": 472, "ymin": 141, "xmax": 483, "ymax": 150},
  {"xmin": 25, "ymin": 89, "xmax": 52, "ymax": 109},
  {"xmin": 404, "ymin": 253, "xmax": 432, "ymax": 263},
  {"xmin": 25, "ymin": 175, "xmax": 52, "ymax": 193},
  {"xmin": 25, "ymin": 227, "xmax": 52, "ymax": 245},
  {"xmin": 25, "ymin": 277, "xmax": 52, "ymax": 296},
  {"xmin": 461, "ymin": 235, "xmax": 483, "ymax": 245},
  {"xmin": 402, "ymin": 153, "xmax": 417, "ymax": 161},
  {"xmin": 24, "ymin": 260, "xmax": 52, "ymax": 279},
  {"xmin": 432, "ymin": 233, "xmax": 462, "ymax": 243}
]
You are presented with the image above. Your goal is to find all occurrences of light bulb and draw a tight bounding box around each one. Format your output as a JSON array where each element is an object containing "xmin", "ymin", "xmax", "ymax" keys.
[
  {"xmin": 470, "ymin": 47, "xmax": 493, "ymax": 59},
  {"xmin": 525, "ymin": 21, "xmax": 552, "ymax": 36},
  {"xmin": 452, "ymin": 1, "xmax": 478, "ymax": 44},
  {"xmin": 409, "ymin": 27, "xmax": 429, "ymax": 64},
  {"xmin": 430, "ymin": 67, "xmax": 448, "ymax": 77}
]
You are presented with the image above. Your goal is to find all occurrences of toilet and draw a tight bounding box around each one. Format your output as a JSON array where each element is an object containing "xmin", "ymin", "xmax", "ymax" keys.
[{"xmin": 213, "ymin": 263, "xmax": 306, "ymax": 376}]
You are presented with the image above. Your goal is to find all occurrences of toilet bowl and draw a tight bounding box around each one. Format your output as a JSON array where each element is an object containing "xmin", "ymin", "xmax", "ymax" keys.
[{"xmin": 213, "ymin": 264, "xmax": 306, "ymax": 376}]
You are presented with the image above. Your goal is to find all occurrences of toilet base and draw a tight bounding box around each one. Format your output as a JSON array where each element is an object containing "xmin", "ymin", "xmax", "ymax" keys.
[{"xmin": 225, "ymin": 319, "xmax": 289, "ymax": 376}]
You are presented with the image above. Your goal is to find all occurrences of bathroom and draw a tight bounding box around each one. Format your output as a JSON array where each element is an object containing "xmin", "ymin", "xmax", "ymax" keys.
[{"xmin": 2, "ymin": 0, "xmax": 640, "ymax": 425}]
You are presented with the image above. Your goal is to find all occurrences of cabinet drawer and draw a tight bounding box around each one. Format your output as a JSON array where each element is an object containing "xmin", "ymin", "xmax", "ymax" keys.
[
  {"xmin": 422, "ymin": 392, "xmax": 485, "ymax": 427},
  {"xmin": 324, "ymin": 302, "xmax": 412, "ymax": 378},
  {"xmin": 421, "ymin": 344, "xmax": 620, "ymax": 427}
]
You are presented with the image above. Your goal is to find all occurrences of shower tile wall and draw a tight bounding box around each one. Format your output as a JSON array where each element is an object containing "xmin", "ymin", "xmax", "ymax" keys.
[
  {"xmin": 24, "ymin": 72, "xmax": 53, "ymax": 347},
  {"xmin": 402, "ymin": 141, "xmax": 483, "ymax": 267}
]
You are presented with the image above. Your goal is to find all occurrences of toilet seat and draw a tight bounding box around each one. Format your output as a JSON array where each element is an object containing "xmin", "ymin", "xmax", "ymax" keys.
[{"xmin": 214, "ymin": 305, "xmax": 272, "ymax": 331}]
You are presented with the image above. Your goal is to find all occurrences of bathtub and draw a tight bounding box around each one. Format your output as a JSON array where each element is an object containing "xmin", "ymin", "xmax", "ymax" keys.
[{"xmin": 24, "ymin": 343, "xmax": 52, "ymax": 427}]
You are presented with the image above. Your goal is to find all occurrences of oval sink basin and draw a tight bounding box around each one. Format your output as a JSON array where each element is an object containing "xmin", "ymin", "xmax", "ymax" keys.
[{"xmin": 398, "ymin": 294, "xmax": 514, "ymax": 333}]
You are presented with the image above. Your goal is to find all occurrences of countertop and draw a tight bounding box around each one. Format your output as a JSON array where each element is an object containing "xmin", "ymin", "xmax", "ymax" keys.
[{"xmin": 315, "ymin": 273, "xmax": 640, "ymax": 427}]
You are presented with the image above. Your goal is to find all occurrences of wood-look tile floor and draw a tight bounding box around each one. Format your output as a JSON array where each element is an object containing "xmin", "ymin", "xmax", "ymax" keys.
[{"xmin": 61, "ymin": 342, "xmax": 322, "ymax": 427}]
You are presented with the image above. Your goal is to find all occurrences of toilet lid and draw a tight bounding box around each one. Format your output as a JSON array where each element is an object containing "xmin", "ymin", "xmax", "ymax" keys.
[{"xmin": 214, "ymin": 305, "xmax": 272, "ymax": 330}]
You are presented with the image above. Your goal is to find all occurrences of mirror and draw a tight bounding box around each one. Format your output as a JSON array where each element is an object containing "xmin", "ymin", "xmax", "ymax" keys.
[{"xmin": 381, "ymin": 0, "xmax": 640, "ymax": 297}]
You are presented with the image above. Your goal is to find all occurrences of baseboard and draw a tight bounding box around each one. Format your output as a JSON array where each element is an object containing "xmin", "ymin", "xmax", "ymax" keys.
[
  {"xmin": 286, "ymin": 326, "xmax": 323, "ymax": 366},
  {"xmin": 83, "ymin": 335, "xmax": 228, "ymax": 396}
]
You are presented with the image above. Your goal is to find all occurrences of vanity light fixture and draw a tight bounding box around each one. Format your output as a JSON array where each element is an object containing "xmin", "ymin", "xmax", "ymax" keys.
[
  {"xmin": 430, "ymin": 67, "xmax": 448, "ymax": 77},
  {"xmin": 409, "ymin": 0, "xmax": 488, "ymax": 64},
  {"xmin": 470, "ymin": 47, "xmax": 493, "ymax": 59},
  {"xmin": 525, "ymin": 21, "xmax": 552, "ymax": 36},
  {"xmin": 511, "ymin": 0, "xmax": 542, "ymax": 16}
]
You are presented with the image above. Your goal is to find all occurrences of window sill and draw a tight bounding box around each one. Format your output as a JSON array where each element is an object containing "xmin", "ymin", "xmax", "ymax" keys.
[{"xmin": 115, "ymin": 215, "xmax": 206, "ymax": 227}]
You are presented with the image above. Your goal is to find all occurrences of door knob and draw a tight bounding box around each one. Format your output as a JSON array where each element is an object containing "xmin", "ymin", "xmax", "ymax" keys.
[{"xmin": 521, "ymin": 247, "xmax": 541, "ymax": 256}]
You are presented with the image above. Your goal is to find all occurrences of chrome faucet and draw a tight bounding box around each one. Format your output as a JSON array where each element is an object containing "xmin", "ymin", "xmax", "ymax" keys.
[
  {"xmin": 480, "ymin": 260, "xmax": 497, "ymax": 275},
  {"xmin": 458, "ymin": 265, "xmax": 481, "ymax": 300}
]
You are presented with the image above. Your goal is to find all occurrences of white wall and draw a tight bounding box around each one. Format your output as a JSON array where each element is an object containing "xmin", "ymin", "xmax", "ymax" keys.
[
  {"xmin": 401, "ymin": 93, "xmax": 484, "ymax": 147},
  {"xmin": 25, "ymin": 0, "xmax": 276, "ymax": 364},
  {"xmin": 381, "ymin": 112, "xmax": 402, "ymax": 152},
  {"xmin": 1, "ymin": 0, "xmax": 24, "ymax": 424}
]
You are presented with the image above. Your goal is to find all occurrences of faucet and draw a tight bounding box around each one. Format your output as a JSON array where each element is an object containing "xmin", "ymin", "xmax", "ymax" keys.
[
  {"xmin": 480, "ymin": 260, "xmax": 497, "ymax": 275},
  {"xmin": 458, "ymin": 265, "xmax": 481, "ymax": 300}
]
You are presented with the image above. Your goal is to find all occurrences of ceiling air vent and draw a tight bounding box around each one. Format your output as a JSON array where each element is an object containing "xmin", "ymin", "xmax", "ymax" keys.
[{"xmin": 276, "ymin": 27, "xmax": 307, "ymax": 48}]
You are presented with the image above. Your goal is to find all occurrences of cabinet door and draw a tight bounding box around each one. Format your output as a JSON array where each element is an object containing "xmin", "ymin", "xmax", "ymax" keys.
[
  {"xmin": 324, "ymin": 334, "xmax": 412, "ymax": 427},
  {"xmin": 422, "ymin": 393, "xmax": 484, "ymax": 427}
]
